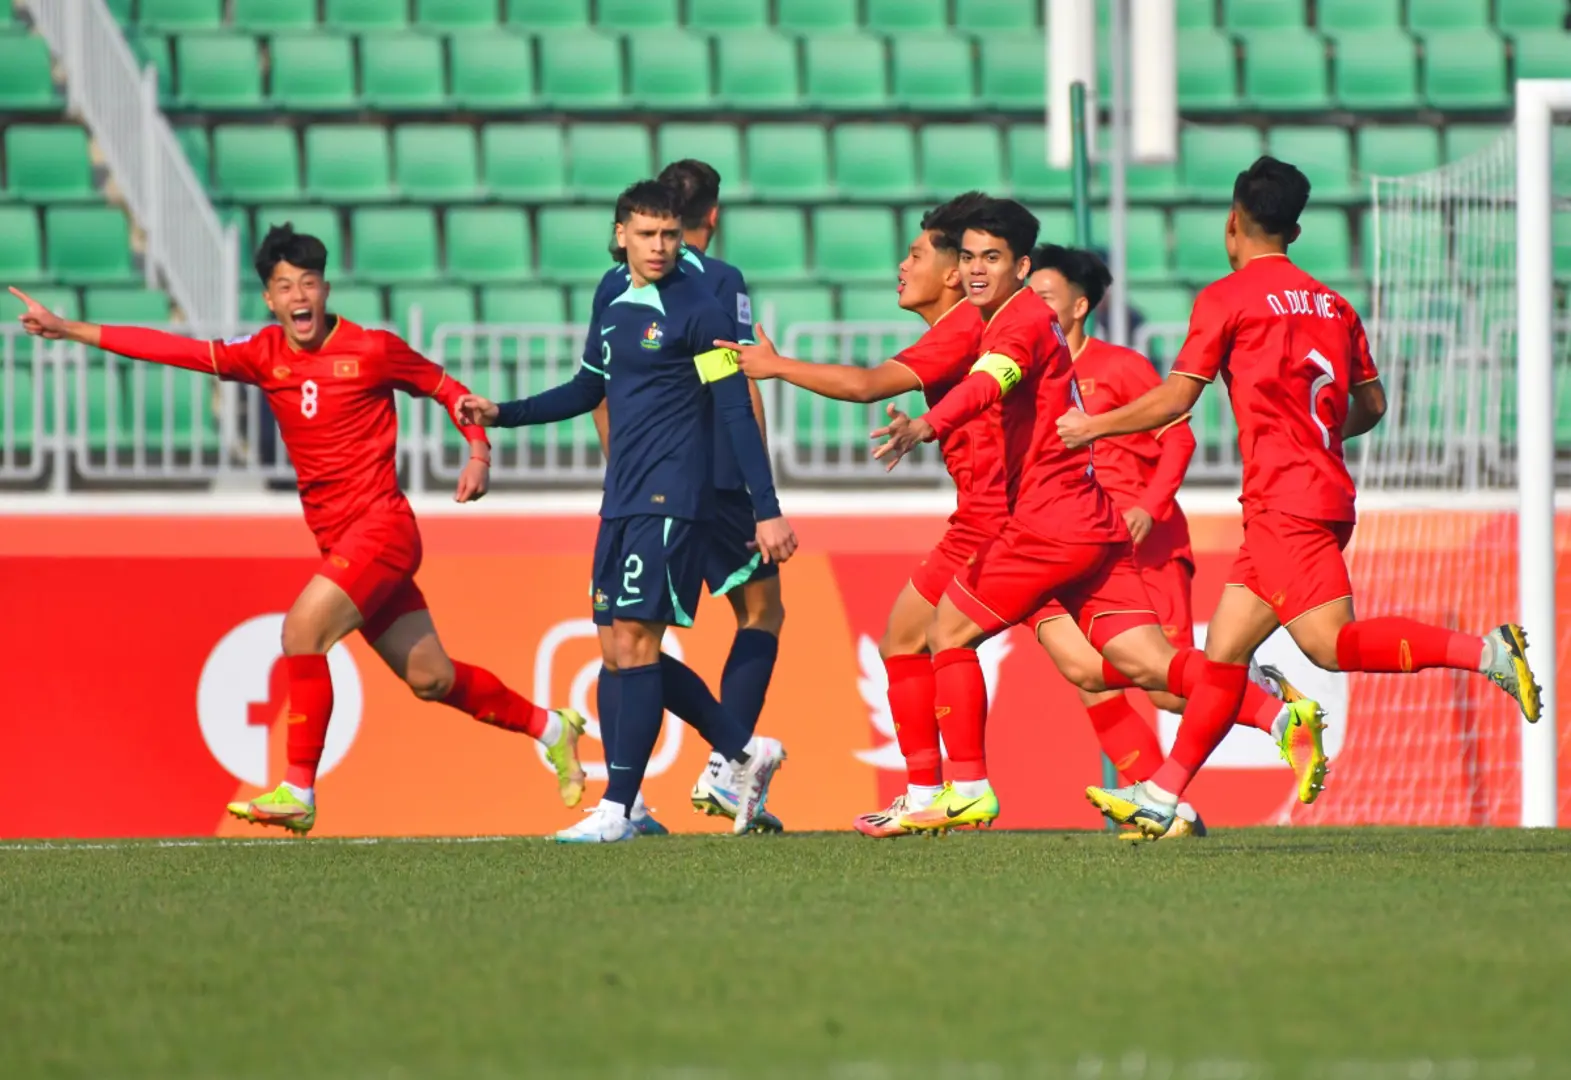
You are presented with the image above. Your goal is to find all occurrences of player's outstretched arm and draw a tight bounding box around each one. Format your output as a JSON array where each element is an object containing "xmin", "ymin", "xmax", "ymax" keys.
[
  {"xmin": 718, "ymin": 324, "xmax": 918, "ymax": 404},
  {"xmin": 487, "ymin": 364, "xmax": 607, "ymax": 428},
  {"xmin": 10, "ymin": 286, "xmax": 220, "ymax": 375},
  {"xmin": 1059, "ymin": 373, "xmax": 1204, "ymax": 448},
  {"xmin": 1345, "ymin": 378, "xmax": 1387, "ymax": 439}
]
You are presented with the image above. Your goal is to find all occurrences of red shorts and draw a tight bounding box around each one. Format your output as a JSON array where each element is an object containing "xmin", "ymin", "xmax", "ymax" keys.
[
  {"xmin": 1033, "ymin": 552, "xmax": 1192, "ymax": 650},
  {"xmin": 318, "ymin": 510, "xmax": 429, "ymax": 643},
  {"xmin": 1229, "ymin": 509, "xmax": 1354, "ymax": 625},
  {"xmin": 910, "ymin": 518, "xmax": 996, "ymax": 606}
]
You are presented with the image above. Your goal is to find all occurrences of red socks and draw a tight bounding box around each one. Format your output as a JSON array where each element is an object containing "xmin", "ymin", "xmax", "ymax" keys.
[
  {"xmin": 1166, "ymin": 646, "xmax": 1281, "ymax": 733},
  {"xmin": 1100, "ymin": 658, "xmax": 1137, "ymax": 691},
  {"xmin": 445, "ymin": 660, "xmax": 550, "ymax": 740},
  {"xmin": 884, "ymin": 653, "xmax": 941, "ymax": 787},
  {"xmin": 1086, "ymin": 696, "xmax": 1162, "ymax": 782},
  {"xmin": 1335, "ymin": 618, "xmax": 1482, "ymax": 673},
  {"xmin": 932, "ymin": 648, "xmax": 989, "ymax": 782},
  {"xmin": 284, "ymin": 653, "xmax": 333, "ymax": 790},
  {"xmin": 1150, "ymin": 660, "xmax": 1249, "ymax": 797}
]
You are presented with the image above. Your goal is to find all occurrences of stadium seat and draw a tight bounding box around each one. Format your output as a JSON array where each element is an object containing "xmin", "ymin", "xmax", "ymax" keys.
[
  {"xmin": 100, "ymin": 0, "xmax": 134, "ymax": 24},
  {"xmin": 1005, "ymin": 126, "xmax": 1072, "ymax": 201},
  {"xmin": 813, "ymin": 207, "xmax": 897, "ymax": 283},
  {"xmin": 213, "ymin": 125, "xmax": 301, "ymax": 201},
  {"xmin": 566, "ymin": 123, "xmax": 653, "ymax": 199},
  {"xmin": 305, "ymin": 125, "xmax": 393, "ymax": 201},
  {"xmin": 1177, "ymin": 30, "xmax": 1240, "ymax": 109},
  {"xmin": 837, "ymin": 284, "xmax": 905, "ymax": 321},
  {"xmin": 955, "ymin": 0, "xmax": 1038, "ymax": 31},
  {"xmin": 1443, "ymin": 123, "xmax": 1504, "ymax": 161},
  {"xmin": 46, "ymin": 207, "xmax": 134, "ymax": 284},
  {"xmin": 1124, "ymin": 158, "xmax": 1183, "ymax": 203},
  {"xmin": 5, "ymin": 126, "xmax": 94, "ymax": 203},
  {"xmin": 232, "ymin": 0, "xmax": 317, "ymax": 30},
  {"xmin": 139, "ymin": 0, "xmax": 221, "ymax": 30},
  {"xmin": 833, "ymin": 125, "xmax": 918, "ymax": 202},
  {"xmin": 1181, "ymin": 126, "xmax": 1264, "ymax": 200},
  {"xmin": 352, "ymin": 208, "xmax": 438, "ymax": 283},
  {"xmin": 657, "ymin": 124, "xmax": 744, "ymax": 195},
  {"xmin": 752, "ymin": 285, "xmax": 834, "ymax": 332},
  {"xmin": 506, "ymin": 0, "xmax": 589, "ymax": 29},
  {"xmin": 254, "ymin": 205, "xmax": 343, "ymax": 276},
  {"xmin": 867, "ymin": 0, "xmax": 947, "ymax": 34},
  {"xmin": 176, "ymin": 34, "xmax": 264, "ymax": 109},
  {"xmin": 746, "ymin": 123, "xmax": 832, "ymax": 199},
  {"xmin": 0, "ymin": 207, "xmax": 44, "ymax": 282},
  {"xmin": 394, "ymin": 126, "xmax": 480, "ymax": 201},
  {"xmin": 1355, "ymin": 125, "xmax": 1440, "ymax": 180},
  {"xmin": 1243, "ymin": 31, "xmax": 1331, "ymax": 110},
  {"xmin": 415, "ymin": 0, "xmax": 500, "ymax": 30},
  {"xmin": 1291, "ymin": 209, "xmax": 1355, "ymax": 284},
  {"xmin": 805, "ymin": 36, "xmax": 889, "ymax": 110},
  {"xmin": 777, "ymin": 0, "xmax": 859, "ymax": 33},
  {"xmin": 1315, "ymin": 0, "xmax": 1401, "ymax": 38},
  {"xmin": 1269, "ymin": 127, "xmax": 1354, "ymax": 203},
  {"xmin": 324, "ymin": 285, "xmax": 386, "ymax": 324},
  {"xmin": 715, "ymin": 32, "xmax": 801, "ymax": 109},
  {"xmin": 892, "ymin": 37, "xmax": 975, "ymax": 111},
  {"xmin": 538, "ymin": 207, "xmax": 615, "ymax": 282},
  {"xmin": 1423, "ymin": 32, "xmax": 1508, "ymax": 110},
  {"xmin": 323, "ymin": 0, "xmax": 408, "ymax": 31},
  {"xmin": 175, "ymin": 126, "xmax": 210, "ymax": 186},
  {"xmin": 390, "ymin": 286, "xmax": 477, "ymax": 339},
  {"xmin": 450, "ymin": 34, "xmax": 535, "ymax": 110},
  {"xmin": 1498, "ymin": 0, "xmax": 1568, "ymax": 33},
  {"xmin": 130, "ymin": 34, "xmax": 174, "ymax": 107},
  {"xmin": 362, "ymin": 35, "xmax": 448, "ymax": 110},
  {"xmin": 0, "ymin": 34, "xmax": 60, "ymax": 108},
  {"xmin": 1334, "ymin": 31, "xmax": 1420, "ymax": 109},
  {"xmin": 567, "ymin": 283, "xmax": 601, "ymax": 323},
  {"xmin": 688, "ymin": 0, "xmax": 769, "ymax": 30},
  {"xmin": 1092, "ymin": 207, "xmax": 1168, "ymax": 281},
  {"xmin": 920, "ymin": 125, "xmax": 1004, "ymax": 199},
  {"xmin": 597, "ymin": 0, "xmax": 679, "ymax": 29},
  {"xmin": 1407, "ymin": 0, "xmax": 1490, "ymax": 34},
  {"xmin": 979, "ymin": 36, "xmax": 1045, "ymax": 110},
  {"xmin": 269, "ymin": 34, "xmax": 359, "ymax": 110},
  {"xmin": 447, "ymin": 208, "xmax": 532, "ymax": 283},
  {"xmin": 1129, "ymin": 286, "xmax": 1194, "ymax": 326},
  {"xmin": 1513, "ymin": 33, "xmax": 1571, "ymax": 80},
  {"xmin": 1222, "ymin": 0, "xmax": 1306, "ymax": 35},
  {"xmin": 1177, "ymin": 0, "xmax": 1217, "ymax": 27},
  {"xmin": 1172, "ymin": 209, "xmax": 1234, "ymax": 282},
  {"xmin": 722, "ymin": 207, "xmax": 809, "ymax": 282},
  {"xmin": 83, "ymin": 288, "xmax": 171, "ymax": 323},
  {"xmin": 480, "ymin": 284, "xmax": 565, "ymax": 324},
  {"xmin": 482, "ymin": 123, "xmax": 566, "ymax": 200},
  {"xmin": 540, "ymin": 31, "xmax": 625, "ymax": 109},
  {"xmin": 629, "ymin": 30, "xmax": 713, "ymax": 109}
]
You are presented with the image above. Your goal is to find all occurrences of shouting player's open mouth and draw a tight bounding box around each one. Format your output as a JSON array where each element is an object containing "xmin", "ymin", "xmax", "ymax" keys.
[{"xmin": 289, "ymin": 306, "xmax": 316, "ymax": 337}]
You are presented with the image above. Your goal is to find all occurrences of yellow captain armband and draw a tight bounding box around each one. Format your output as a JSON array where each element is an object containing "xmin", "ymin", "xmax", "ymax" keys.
[
  {"xmin": 694, "ymin": 347, "xmax": 740, "ymax": 384},
  {"xmin": 971, "ymin": 352, "xmax": 1022, "ymax": 394}
]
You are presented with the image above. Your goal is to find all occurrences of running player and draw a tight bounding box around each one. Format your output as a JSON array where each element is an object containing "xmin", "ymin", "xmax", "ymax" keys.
[
  {"xmin": 457, "ymin": 180, "xmax": 791, "ymax": 843},
  {"xmin": 1058, "ymin": 157, "xmax": 1541, "ymax": 838},
  {"xmin": 9, "ymin": 226, "xmax": 588, "ymax": 834}
]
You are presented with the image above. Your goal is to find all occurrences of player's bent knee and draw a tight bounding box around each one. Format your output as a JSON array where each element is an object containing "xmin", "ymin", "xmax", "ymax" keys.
[
  {"xmin": 1148, "ymin": 690, "xmax": 1185, "ymax": 713},
  {"xmin": 280, "ymin": 615, "xmax": 335, "ymax": 657},
  {"xmin": 406, "ymin": 656, "xmax": 456, "ymax": 701}
]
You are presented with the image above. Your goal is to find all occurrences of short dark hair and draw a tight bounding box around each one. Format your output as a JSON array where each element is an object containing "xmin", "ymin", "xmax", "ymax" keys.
[
  {"xmin": 1027, "ymin": 244, "xmax": 1113, "ymax": 312},
  {"xmin": 658, "ymin": 159, "xmax": 722, "ymax": 231},
  {"xmin": 610, "ymin": 179, "xmax": 683, "ymax": 263},
  {"xmin": 961, "ymin": 197, "xmax": 1039, "ymax": 262},
  {"xmin": 1232, "ymin": 156, "xmax": 1310, "ymax": 239},
  {"xmin": 920, "ymin": 191, "xmax": 992, "ymax": 256},
  {"xmin": 254, "ymin": 223, "xmax": 327, "ymax": 285}
]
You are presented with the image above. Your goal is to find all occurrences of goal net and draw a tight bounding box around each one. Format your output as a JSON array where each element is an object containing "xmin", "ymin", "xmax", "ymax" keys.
[{"xmin": 1288, "ymin": 113, "xmax": 1568, "ymax": 827}]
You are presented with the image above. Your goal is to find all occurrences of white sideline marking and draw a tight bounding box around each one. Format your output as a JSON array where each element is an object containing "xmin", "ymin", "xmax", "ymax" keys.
[{"xmin": 0, "ymin": 835, "xmax": 522, "ymax": 853}]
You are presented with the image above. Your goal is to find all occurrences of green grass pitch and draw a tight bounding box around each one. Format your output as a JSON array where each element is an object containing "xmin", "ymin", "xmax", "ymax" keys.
[{"xmin": 3, "ymin": 829, "xmax": 1570, "ymax": 1079}]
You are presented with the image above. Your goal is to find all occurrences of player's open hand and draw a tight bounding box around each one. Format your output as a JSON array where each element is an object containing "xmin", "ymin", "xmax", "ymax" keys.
[
  {"xmin": 1123, "ymin": 506, "xmax": 1154, "ymax": 547},
  {"xmin": 10, "ymin": 286, "xmax": 67, "ymax": 339},
  {"xmin": 454, "ymin": 456, "xmax": 489, "ymax": 503},
  {"xmin": 1057, "ymin": 407, "xmax": 1096, "ymax": 448},
  {"xmin": 752, "ymin": 515, "xmax": 798, "ymax": 565},
  {"xmin": 870, "ymin": 402, "xmax": 931, "ymax": 472},
  {"xmin": 716, "ymin": 324, "xmax": 783, "ymax": 381},
  {"xmin": 455, "ymin": 394, "xmax": 500, "ymax": 427}
]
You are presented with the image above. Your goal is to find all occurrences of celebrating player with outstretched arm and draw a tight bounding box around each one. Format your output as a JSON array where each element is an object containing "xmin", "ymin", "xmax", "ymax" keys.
[
  {"xmin": 1057, "ymin": 157, "xmax": 1541, "ymax": 838},
  {"xmin": 11, "ymin": 225, "xmax": 588, "ymax": 834}
]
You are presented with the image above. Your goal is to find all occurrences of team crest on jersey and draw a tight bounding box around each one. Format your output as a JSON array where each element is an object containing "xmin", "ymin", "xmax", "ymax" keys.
[
  {"xmin": 736, "ymin": 294, "xmax": 752, "ymax": 324},
  {"xmin": 640, "ymin": 322, "xmax": 664, "ymax": 350},
  {"xmin": 1079, "ymin": 378, "xmax": 1096, "ymax": 397},
  {"xmin": 272, "ymin": 365, "xmax": 291, "ymax": 379},
  {"xmin": 333, "ymin": 359, "xmax": 359, "ymax": 378},
  {"xmin": 593, "ymin": 589, "xmax": 608, "ymax": 612}
]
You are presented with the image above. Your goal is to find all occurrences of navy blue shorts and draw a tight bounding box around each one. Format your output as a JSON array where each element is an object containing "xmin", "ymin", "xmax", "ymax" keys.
[
  {"xmin": 703, "ymin": 488, "xmax": 780, "ymax": 596},
  {"xmin": 592, "ymin": 515, "xmax": 706, "ymax": 628}
]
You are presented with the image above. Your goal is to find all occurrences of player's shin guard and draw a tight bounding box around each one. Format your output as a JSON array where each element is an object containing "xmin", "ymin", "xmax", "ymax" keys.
[
  {"xmin": 1335, "ymin": 618, "xmax": 1483, "ymax": 673},
  {"xmin": 444, "ymin": 660, "xmax": 549, "ymax": 740},
  {"xmin": 604, "ymin": 662, "xmax": 663, "ymax": 810},
  {"xmin": 284, "ymin": 653, "xmax": 333, "ymax": 790},
  {"xmin": 659, "ymin": 653, "xmax": 749, "ymax": 761},
  {"xmin": 1149, "ymin": 661, "xmax": 1249, "ymax": 798},
  {"xmin": 1168, "ymin": 646, "xmax": 1283, "ymax": 734},
  {"xmin": 1086, "ymin": 696, "xmax": 1163, "ymax": 783},
  {"xmin": 720, "ymin": 628, "xmax": 778, "ymax": 736},
  {"xmin": 884, "ymin": 653, "xmax": 941, "ymax": 787},
  {"xmin": 932, "ymin": 648, "xmax": 988, "ymax": 783}
]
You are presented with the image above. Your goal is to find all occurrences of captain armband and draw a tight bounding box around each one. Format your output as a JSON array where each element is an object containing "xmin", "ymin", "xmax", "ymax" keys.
[
  {"xmin": 694, "ymin": 347, "xmax": 740, "ymax": 384},
  {"xmin": 971, "ymin": 352, "xmax": 1022, "ymax": 394}
]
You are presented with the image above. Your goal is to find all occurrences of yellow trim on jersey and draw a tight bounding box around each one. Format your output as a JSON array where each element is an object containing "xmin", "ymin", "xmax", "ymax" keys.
[
  {"xmin": 971, "ymin": 352, "xmax": 1022, "ymax": 394},
  {"xmin": 1172, "ymin": 369, "xmax": 1213, "ymax": 385},
  {"xmin": 1353, "ymin": 376, "xmax": 1382, "ymax": 387},
  {"xmin": 207, "ymin": 341, "xmax": 220, "ymax": 378},
  {"xmin": 694, "ymin": 347, "xmax": 740, "ymax": 384},
  {"xmin": 1154, "ymin": 412, "xmax": 1192, "ymax": 440}
]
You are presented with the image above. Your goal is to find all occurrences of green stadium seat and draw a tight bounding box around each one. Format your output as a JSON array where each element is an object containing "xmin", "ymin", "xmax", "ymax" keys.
[
  {"xmin": 657, "ymin": 124, "xmax": 744, "ymax": 195},
  {"xmin": 176, "ymin": 34, "xmax": 264, "ymax": 110},
  {"xmin": 482, "ymin": 123, "xmax": 565, "ymax": 200},
  {"xmin": 1172, "ymin": 209, "xmax": 1233, "ymax": 283},
  {"xmin": 1123, "ymin": 160, "xmax": 1183, "ymax": 203},
  {"xmin": 213, "ymin": 125, "xmax": 301, "ymax": 201},
  {"xmin": 46, "ymin": 207, "xmax": 134, "ymax": 284},
  {"xmin": 140, "ymin": 0, "xmax": 221, "ymax": 30},
  {"xmin": 1268, "ymin": 127, "xmax": 1354, "ymax": 202},
  {"xmin": 254, "ymin": 205, "xmax": 343, "ymax": 276},
  {"xmin": 233, "ymin": 0, "xmax": 317, "ymax": 31},
  {"xmin": 568, "ymin": 283, "xmax": 601, "ymax": 323},
  {"xmin": 751, "ymin": 285, "xmax": 833, "ymax": 333},
  {"xmin": 1243, "ymin": 31, "xmax": 1330, "ymax": 110},
  {"xmin": 1407, "ymin": 0, "xmax": 1490, "ymax": 34},
  {"xmin": 1129, "ymin": 286, "xmax": 1194, "ymax": 326},
  {"xmin": 1177, "ymin": 0, "xmax": 1217, "ymax": 27},
  {"xmin": 391, "ymin": 285, "xmax": 477, "ymax": 339},
  {"xmin": 305, "ymin": 125, "xmax": 393, "ymax": 201},
  {"xmin": 507, "ymin": 0, "xmax": 589, "ymax": 30},
  {"xmin": 805, "ymin": 35, "xmax": 889, "ymax": 110},
  {"xmin": 447, "ymin": 207, "xmax": 531, "ymax": 283},
  {"xmin": 325, "ymin": 285, "xmax": 386, "ymax": 325},
  {"xmin": 394, "ymin": 125, "xmax": 480, "ymax": 201},
  {"xmin": 5, "ymin": 126, "xmax": 94, "ymax": 202},
  {"xmin": 566, "ymin": 123, "xmax": 652, "ymax": 199},
  {"xmin": 0, "ymin": 207, "xmax": 44, "ymax": 283},
  {"xmin": 1027, "ymin": 206, "xmax": 1075, "ymax": 248},
  {"xmin": 1423, "ymin": 31, "xmax": 1508, "ymax": 109},
  {"xmin": 539, "ymin": 30, "xmax": 624, "ymax": 108},
  {"xmin": 1355, "ymin": 125, "xmax": 1440, "ymax": 179},
  {"xmin": 745, "ymin": 123, "xmax": 831, "ymax": 199},
  {"xmin": 362, "ymin": 35, "xmax": 448, "ymax": 110},
  {"xmin": 979, "ymin": 36, "xmax": 1045, "ymax": 110},
  {"xmin": 130, "ymin": 34, "xmax": 174, "ymax": 107},
  {"xmin": 1555, "ymin": 127, "xmax": 1571, "ymax": 188},
  {"xmin": 838, "ymin": 284, "xmax": 905, "ymax": 321},
  {"xmin": 175, "ymin": 125, "xmax": 211, "ymax": 186},
  {"xmin": 323, "ymin": 0, "xmax": 409, "ymax": 31},
  {"xmin": 688, "ymin": 0, "xmax": 769, "ymax": 30},
  {"xmin": 1006, "ymin": 126, "xmax": 1072, "ymax": 201},
  {"xmin": 1443, "ymin": 124, "xmax": 1504, "ymax": 162},
  {"xmin": 480, "ymin": 284, "xmax": 565, "ymax": 323},
  {"xmin": 715, "ymin": 32, "xmax": 801, "ymax": 109},
  {"xmin": 1334, "ymin": 30, "xmax": 1420, "ymax": 109},
  {"xmin": 1093, "ymin": 207, "xmax": 1168, "ymax": 281},
  {"xmin": 1315, "ymin": 0, "xmax": 1400, "ymax": 37},
  {"xmin": 101, "ymin": 0, "xmax": 134, "ymax": 25},
  {"xmin": 1499, "ymin": 0, "xmax": 1568, "ymax": 33},
  {"xmin": 867, "ymin": 0, "xmax": 946, "ymax": 34},
  {"xmin": 723, "ymin": 208, "xmax": 808, "ymax": 282},
  {"xmin": 629, "ymin": 30, "xmax": 712, "ymax": 108},
  {"xmin": 598, "ymin": 0, "xmax": 678, "ymax": 29},
  {"xmin": 777, "ymin": 0, "xmax": 859, "ymax": 33},
  {"xmin": 450, "ymin": 34, "xmax": 535, "ymax": 109},
  {"xmin": 814, "ymin": 207, "xmax": 897, "ymax": 283},
  {"xmin": 1178, "ymin": 30, "xmax": 1239, "ymax": 109},
  {"xmin": 269, "ymin": 34, "xmax": 359, "ymax": 110},
  {"xmin": 352, "ymin": 208, "xmax": 438, "ymax": 284},
  {"xmin": 833, "ymin": 124, "xmax": 918, "ymax": 202},
  {"xmin": 955, "ymin": 0, "xmax": 1038, "ymax": 31},
  {"xmin": 0, "ymin": 34, "xmax": 60, "ymax": 108},
  {"xmin": 1291, "ymin": 208, "xmax": 1355, "ymax": 284},
  {"xmin": 1513, "ymin": 33, "xmax": 1571, "ymax": 80},
  {"xmin": 84, "ymin": 288, "xmax": 170, "ymax": 323},
  {"xmin": 920, "ymin": 125, "xmax": 1004, "ymax": 198},
  {"xmin": 1181, "ymin": 126, "xmax": 1263, "ymax": 200},
  {"xmin": 892, "ymin": 37, "xmax": 975, "ymax": 111},
  {"xmin": 538, "ymin": 207, "xmax": 614, "ymax": 282},
  {"xmin": 1222, "ymin": 0, "xmax": 1306, "ymax": 34},
  {"xmin": 415, "ymin": 0, "xmax": 500, "ymax": 30}
]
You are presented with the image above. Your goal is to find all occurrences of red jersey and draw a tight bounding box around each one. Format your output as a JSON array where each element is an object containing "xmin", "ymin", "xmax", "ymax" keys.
[
  {"xmin": 887, "ymin": 300, "xmax": 1005, "ymax": 529},
  {"xmin": 925, "ymin": 289, "xmax": 1124, "ymax": 543},
  {"xmin": 1074, "ymin": 337, "xmax": 1196, "ymax": 566}
]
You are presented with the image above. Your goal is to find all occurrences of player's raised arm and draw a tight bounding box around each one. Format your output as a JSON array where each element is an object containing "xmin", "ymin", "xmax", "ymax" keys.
[
  {"xmin": 872, "ymin": 349, "xmax": 1019, "ymax": 471},
  {"xmin": 10, "ymin": 286, "xmax": 237, "ymax": 377},
  {"xmin": 719, "ymin": 324, "xmax": 920, "ymax": 404}
]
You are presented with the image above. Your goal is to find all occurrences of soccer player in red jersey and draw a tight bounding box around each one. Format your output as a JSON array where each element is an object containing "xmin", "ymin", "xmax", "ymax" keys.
[
  {"xmin": 1058, "ymin": 157, "xmax": 1542, "ymax": 838},
  {"xmin": 9, "ymin": 225, "xmax": 589, "ymax": 834}
]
